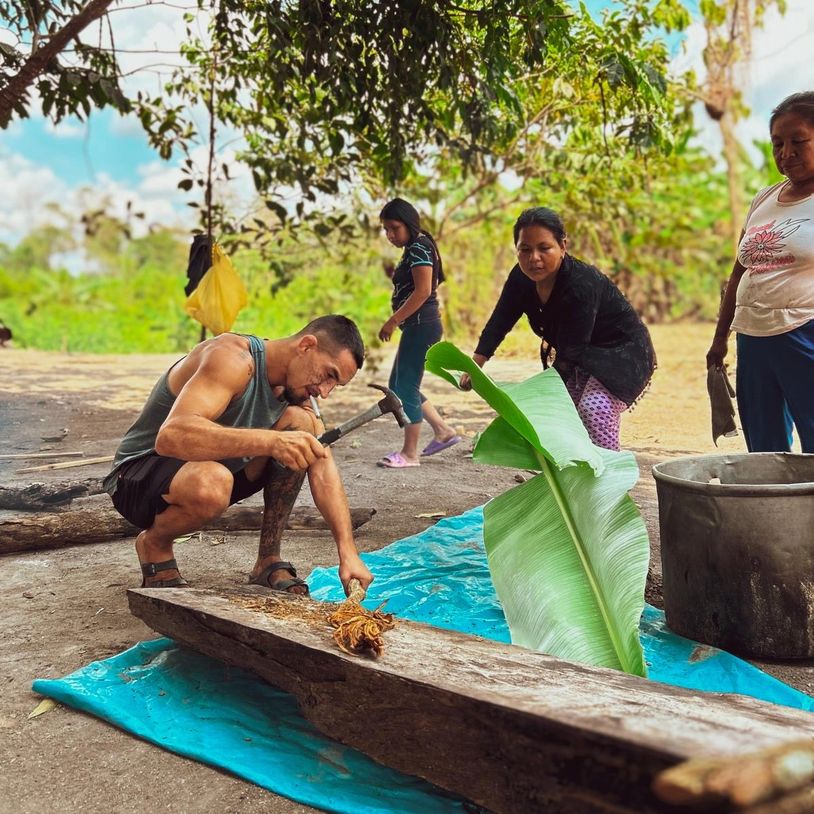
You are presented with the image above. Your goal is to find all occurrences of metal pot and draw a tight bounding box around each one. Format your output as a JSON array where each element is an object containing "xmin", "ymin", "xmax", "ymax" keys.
[{"xmin": 652, "ymin": 453, "xmax": 814, "ymax": 658}]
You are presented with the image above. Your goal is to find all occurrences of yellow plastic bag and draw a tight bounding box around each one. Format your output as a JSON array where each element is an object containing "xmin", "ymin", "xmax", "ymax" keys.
[{"xmin": 184, "ymin": 243, "xmax": 248, "ymax": 335}]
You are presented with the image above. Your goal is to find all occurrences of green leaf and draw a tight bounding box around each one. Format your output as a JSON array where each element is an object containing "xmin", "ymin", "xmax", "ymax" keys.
[
  {"xmin": 484, "ymin": 447, "xmax": 649, "ymax": 676},
  {"xmin": 425, "ymin": 341, "xmax": 603, "ymax": 474},
  {"xmin": 426, "ymin": 341, "xmax": 649, "ymax": 677}
]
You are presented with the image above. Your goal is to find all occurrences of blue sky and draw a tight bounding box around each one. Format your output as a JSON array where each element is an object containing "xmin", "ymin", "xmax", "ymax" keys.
[
  {"xmin": 1, "ymin": 0, "xmax": 812, "ymax": 246},
  {"xmin": 4, "ymin": 109, "xmax": 157, "ymax": 188}
]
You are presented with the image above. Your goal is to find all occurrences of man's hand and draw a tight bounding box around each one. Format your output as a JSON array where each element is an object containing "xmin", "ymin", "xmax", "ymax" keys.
[
  {"xmin": 339, "ymin": 553, "xmax": 374, "ymax": 597},
  {"xmin": 706, "ymin": 335, "xmax": 728, "ymax": 370},
  {"xmin": 268, "ymin": 430, "xmax": 327, "ymax": 470}
]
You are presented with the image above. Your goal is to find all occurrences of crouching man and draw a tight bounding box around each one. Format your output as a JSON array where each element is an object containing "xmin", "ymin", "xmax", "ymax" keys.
[{"xmin": 103, "ymin": 314, "xmax": 373, "ymax": 597}]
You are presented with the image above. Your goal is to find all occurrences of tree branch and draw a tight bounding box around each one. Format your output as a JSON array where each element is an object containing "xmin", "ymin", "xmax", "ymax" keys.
[{"xmin": 0, "ymin": 0, "xmax": 116, "ymax": 128}]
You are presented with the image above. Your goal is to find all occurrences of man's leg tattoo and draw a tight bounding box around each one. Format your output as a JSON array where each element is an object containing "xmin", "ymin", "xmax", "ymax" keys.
[{"xmin": 257, "ymin": 468, "xmax": 306, "ymax": 561}]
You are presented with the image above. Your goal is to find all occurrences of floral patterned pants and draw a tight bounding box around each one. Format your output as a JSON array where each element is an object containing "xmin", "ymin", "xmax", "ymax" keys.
[{"xmin": 565, "ymin": 369, "xmax": 628, "ymax": 451}]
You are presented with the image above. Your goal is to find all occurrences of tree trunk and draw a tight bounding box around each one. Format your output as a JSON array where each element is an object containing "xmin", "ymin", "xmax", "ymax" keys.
[
  {"xmin": 0, "ymin": 0, "xmax": 115, "ymax": 128},
  {"xmin": 719, "ymin": 108, "xmax": 744, "ymax": 251},
  {"xmin": 0, "ymin": 496, "xmax": 375, "ymax": 553}
]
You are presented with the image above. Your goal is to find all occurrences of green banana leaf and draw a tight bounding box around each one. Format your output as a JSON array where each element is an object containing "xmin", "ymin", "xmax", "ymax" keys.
[
  {"xmin": 425, "ymin": 343, "xmax": 604, "ymax": 476},
  {"xmin": 425, "ymin": 342, "xmax": 649, "ymax": 677}
]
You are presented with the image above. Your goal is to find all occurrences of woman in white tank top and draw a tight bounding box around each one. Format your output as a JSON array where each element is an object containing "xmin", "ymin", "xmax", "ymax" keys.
[{"xmin": 706, "ymin": 91, "xmax": 814, "ymax": 453}]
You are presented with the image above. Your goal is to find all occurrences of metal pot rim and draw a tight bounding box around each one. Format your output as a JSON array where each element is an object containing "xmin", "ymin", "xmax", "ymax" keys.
[{"xmin": 652, "ymin": 452, "xmax": 814, "ymax": 496}]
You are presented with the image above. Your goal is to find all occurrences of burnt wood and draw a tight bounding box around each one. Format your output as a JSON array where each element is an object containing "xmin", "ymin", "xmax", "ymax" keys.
[
  {"xmin": 0, "ymin": 477, "xmax": 103, "ymax": 511},
  {"xmin": 0, "ymin": 498, "xmax": 375, "ymax": 553},
  {"xmin": 128, "ymin": 586, "xmax": 814, "ymax": 814}
]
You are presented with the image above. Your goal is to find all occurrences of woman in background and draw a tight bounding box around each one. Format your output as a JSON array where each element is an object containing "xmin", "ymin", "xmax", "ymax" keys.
[
  {"xmin": 377, "ymin": 198, "xmax": 460, "ymax": 468},
  {"xmin": 706, "ymin": 91, "xmax": 814, "ymax": 452},
  {"xmin": 461, "ymin": 206, "xmax": 655, "ymax": 451}
]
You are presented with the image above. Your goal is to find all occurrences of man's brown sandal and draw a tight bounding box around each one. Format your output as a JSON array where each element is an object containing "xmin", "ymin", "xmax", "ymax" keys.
[
  {"xmin": 249, "ymin": 561, "xmax": 310, "ymax": 595},
  {"xmin": 140, "ymin": 558, "xmax": 190, "ymax": 588}
]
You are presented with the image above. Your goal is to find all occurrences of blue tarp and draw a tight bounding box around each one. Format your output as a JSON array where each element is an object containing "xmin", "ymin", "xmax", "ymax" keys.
[{"xmin": 34, "ymin": 506, "xmax": 814, "ymax": 814}]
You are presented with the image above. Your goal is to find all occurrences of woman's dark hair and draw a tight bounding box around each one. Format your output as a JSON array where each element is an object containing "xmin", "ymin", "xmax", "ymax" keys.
[
  {"xmin": 380, "ymin": 197, "xmax": 445, "ymax": 284},
  {"xmin": 513, "ymin": 207, "xmax": 567, "ymax": 246},
  {"xmin": 770, "ymin": 91, "xmax": 814, "ymax": 129}
]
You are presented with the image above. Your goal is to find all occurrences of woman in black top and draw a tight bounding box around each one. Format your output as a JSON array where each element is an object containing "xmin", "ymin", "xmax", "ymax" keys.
[
  {"xmin": 377, "ymin": 198, "xmax": 460, "ymax": 467},
  {"xmin": 461, "ymin": 207, "xmax": 656, "ymax": 450}
]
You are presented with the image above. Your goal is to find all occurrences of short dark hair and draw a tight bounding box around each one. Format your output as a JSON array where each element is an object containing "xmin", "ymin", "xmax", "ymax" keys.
[
  {"xmin": 299, "ymin": 315, "xmax": 365, "ymax": 369},
  {"xmin": 513, "ymin": 207, "xmax": 567, "ymax": 245},
  {"xmin": 770, "ymin": 91, "xmax": 814, "ymax": 130}
]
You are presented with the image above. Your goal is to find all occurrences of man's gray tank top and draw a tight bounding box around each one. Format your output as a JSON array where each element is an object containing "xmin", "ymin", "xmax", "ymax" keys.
[{"xmin": 103, "ymin": 334, "xmax": 287, "ymax": 495}]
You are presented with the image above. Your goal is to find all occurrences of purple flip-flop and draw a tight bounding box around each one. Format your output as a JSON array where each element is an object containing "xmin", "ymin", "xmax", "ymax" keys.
[{"xmin": 420, "ymin": 436, "xmax": 462, "ymax": 457}]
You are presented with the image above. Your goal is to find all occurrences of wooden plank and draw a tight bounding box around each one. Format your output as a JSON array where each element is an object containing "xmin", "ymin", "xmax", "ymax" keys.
[
  {"xmin": 15, "ymin": 455, "xmax": 114, "ymax": 474},
  {"xmin": 0, "ymin": 451, "xmax": 84, "ymax": 460},
  {"xmin": 128, "ymin": 586, "xmax": 814, "ymax": 814},
  {"xmin": 0, "ymin": 498, "xmax": 376, "ymax": 553}
]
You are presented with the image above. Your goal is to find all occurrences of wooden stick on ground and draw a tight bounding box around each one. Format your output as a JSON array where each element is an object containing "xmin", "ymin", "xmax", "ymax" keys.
[
  {"xmin": 15, "ymin": 455, "xmax": 114, "ymax": 474},
  {"xmin": 0, "ymin": 451, "xmax": 84, "ymax": 461},
  {"xmin": 0, "ymin": 478, "xmax": 102, "ymax": 511}
]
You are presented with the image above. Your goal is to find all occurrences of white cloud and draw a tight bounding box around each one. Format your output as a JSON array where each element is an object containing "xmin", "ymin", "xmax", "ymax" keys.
[
  {"xmin": 107, "ymin": 1, "xmax": 207, "ymax": 97},
  {"xmin": 108, "ymin": 113, "xmax": 148, "ymax": 137},
  {"xmin": 0, "ymin": 151, "xmax": 69, "ymax": 244},
  {"xmin": 0, "ymin": 147, "xmax": 195, "ymax": 249},
  {"xmin": 44, "ymin": 119, "xmax": 86, "ymax": 139}
]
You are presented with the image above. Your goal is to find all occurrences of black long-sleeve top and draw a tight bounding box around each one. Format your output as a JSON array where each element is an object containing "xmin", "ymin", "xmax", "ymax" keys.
[{"xmin": 474, "ymin": 254, "xmax": 656, "ymax": 405}]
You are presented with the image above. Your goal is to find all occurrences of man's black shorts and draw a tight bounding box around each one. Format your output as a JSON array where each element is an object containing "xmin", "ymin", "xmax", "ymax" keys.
[{"xmin": 109, "ymin": 453, "xmax": 272, "ymax": 530}]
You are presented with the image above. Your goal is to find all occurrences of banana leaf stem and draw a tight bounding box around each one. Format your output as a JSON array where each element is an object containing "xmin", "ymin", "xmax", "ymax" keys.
[{"xmin": 533, "ymin": 449, "xmax": 628, "ymax": 672}]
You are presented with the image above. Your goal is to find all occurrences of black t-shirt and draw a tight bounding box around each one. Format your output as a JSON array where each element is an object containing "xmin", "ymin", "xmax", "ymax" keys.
[
  {"xmin": 474, "ymin": 254, "xmax": 656, "ymax": 404},
  {"xmin": 391, "ymin": 235, "xmax": 441, "ymax": 325}
]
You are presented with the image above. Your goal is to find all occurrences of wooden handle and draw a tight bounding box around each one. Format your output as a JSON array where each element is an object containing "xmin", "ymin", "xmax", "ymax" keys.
[{"xmin": 348, "ymin": 578, "xmax": 366, "ymax": 602}]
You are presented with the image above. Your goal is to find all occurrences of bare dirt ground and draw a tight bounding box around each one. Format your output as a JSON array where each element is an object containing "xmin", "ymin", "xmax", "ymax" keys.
[{"xmin": 1, "ymin": 323, "xmax": 812, "ymax": 814}]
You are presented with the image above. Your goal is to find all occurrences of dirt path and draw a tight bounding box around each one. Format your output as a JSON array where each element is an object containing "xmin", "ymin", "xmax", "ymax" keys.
[{"xmin": 1, "ymin": 323, "xmax": 812, "ymax": 813}]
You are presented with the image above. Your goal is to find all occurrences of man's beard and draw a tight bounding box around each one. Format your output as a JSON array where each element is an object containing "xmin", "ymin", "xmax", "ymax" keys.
[{"xmin": 282, "ymin": 386, "xmax": 307, "ymax": 405}]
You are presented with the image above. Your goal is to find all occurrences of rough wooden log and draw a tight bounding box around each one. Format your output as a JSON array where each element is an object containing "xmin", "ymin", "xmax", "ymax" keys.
[
  {"xmin": 0, "ymin": 498, "xmax": 375, "ymax": 553},
  {"xmin": 128, "ymin": 587, "xmax": 814, "ymax": 814},
  {"xmin": 0, "ymin": 478, "xmax": 103, "ymax": 511}
]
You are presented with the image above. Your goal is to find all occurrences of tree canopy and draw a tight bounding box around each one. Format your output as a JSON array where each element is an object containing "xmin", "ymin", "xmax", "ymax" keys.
[{"xmin": 2, "ymin": 0, "xmax": 691, "ymax": 242}]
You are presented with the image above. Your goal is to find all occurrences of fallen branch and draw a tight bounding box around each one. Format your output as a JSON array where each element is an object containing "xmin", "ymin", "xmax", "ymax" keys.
[
  {"xmin": 0, "ymin": 451, "xmax": 84, "ymax": 460},
  {"xmin": 0, "ymin": 496, "xmax": 376, "ymax": 553},
  {"xmin": 15, "ymin": 455, "xmax": 114, "ymax": 474}
]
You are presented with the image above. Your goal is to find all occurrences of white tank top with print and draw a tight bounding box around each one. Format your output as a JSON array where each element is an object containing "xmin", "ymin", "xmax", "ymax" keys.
[{"xmin": 732, "ymin": 181, "xmax": 814, "ymax": 336}]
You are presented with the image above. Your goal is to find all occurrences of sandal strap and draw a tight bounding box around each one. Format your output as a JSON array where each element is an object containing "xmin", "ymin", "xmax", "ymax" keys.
[
  {"xmin": 262, "ymin": 560, "xmax": 297, "ymax": 578},
  {"xmin": 141, "ymin": 558, "xmax": 179, "ymax": 577},
  {"xmin": 142, "ymin": 576, "xmax": 190, "ymax": 589},
  {"xmin": 270, "ymin": 577, "xmax": 310, "ymax": 595}
]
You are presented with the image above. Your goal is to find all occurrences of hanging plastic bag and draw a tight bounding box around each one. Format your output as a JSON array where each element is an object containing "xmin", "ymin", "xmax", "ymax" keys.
[{"xmin": 184, "ymin": 243, "xmax": 248, "ymax": 335}]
